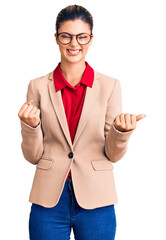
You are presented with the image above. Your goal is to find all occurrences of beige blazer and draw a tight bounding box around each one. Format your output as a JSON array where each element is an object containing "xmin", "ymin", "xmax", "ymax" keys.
[{"xmin": 20, "ymin": 69, "xmax": 134, "ymax": 209}]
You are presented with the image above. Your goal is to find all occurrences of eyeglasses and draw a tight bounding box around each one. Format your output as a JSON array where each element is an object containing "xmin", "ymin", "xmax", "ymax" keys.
[{"xmin": 56, "ymin": 32, "xmax": 93, "ymax": 45}]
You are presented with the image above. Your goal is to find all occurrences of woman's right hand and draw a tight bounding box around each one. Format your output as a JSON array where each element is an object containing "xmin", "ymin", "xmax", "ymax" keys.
[{"xmin": 18, "ymin": 100, "xmax": 41, "ymax": 128}]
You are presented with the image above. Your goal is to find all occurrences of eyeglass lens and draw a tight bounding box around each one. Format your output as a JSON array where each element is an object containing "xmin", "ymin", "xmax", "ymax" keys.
[{"xmin": 58, "ymin": 33, "xmax": 91, "ymax": 44}]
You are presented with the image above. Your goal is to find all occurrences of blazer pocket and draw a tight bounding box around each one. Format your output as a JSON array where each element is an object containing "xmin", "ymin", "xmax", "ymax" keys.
[
  {"xmin": 36, "ymin": 157, "xmax": 54, "ymax": 170},
  {"xmin": 91, "ymin": 159, "xmax": 114, "ymax": 171}
]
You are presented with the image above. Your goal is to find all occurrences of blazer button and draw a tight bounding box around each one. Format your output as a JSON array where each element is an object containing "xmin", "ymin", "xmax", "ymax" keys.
[{"xmin": 68, "ymin": 152, "xmax": 73, "ymax": 158}]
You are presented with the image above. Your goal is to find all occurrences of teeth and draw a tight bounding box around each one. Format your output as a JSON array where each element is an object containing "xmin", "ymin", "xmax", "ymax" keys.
[{"xmin": 68, "ymin": 49, "xmax": 80, "ymax": 54}]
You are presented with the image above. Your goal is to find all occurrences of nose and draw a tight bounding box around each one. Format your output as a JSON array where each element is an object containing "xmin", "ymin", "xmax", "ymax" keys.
[{"xmin": 70, "ymin": 35, "xmax": 79, "ymax": 47}]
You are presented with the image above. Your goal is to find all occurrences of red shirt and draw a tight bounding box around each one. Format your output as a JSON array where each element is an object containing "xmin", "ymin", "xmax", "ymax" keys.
[{"xmin": 53, "ymin": 61, "xmax": 94, "ymax": 179}]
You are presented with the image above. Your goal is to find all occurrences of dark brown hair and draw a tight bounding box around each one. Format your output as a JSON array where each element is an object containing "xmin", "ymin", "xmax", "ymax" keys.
[{"xmin": 55, "ymin": 4, "xmax": 93, "ymax": 35}]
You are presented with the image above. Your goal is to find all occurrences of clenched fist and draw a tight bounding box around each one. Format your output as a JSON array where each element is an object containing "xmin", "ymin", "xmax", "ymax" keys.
[
  {"xmin": 18, "ymin": 100, "xmax": 40, "ymax": 128},
  {"xmin": 113, "ymin": 113, "xmax": 146, "ymax": 132}
]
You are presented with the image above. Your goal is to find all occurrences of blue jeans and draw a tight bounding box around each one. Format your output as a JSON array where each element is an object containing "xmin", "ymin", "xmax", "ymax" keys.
[{"xmin": 29, "ymin": 178, "xmax": 117, "ymax": 240}]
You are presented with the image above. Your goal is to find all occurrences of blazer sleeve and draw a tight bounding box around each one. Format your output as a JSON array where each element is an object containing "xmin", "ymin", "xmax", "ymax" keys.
[
  {"xmin": 20, "ymin": 79, "xmax": 44, "ymax": 165},
  {"xmin": 104, "ymin": 78, "xmax": 134, "ymax": 163}
]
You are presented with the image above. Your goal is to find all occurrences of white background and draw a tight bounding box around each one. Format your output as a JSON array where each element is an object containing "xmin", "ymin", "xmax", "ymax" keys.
[{"xmin": 0, "ymin": 0, "xmax": 166, "ymax": 239}]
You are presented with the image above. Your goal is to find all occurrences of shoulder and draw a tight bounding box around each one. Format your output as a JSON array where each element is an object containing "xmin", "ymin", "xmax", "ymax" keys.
[
  {"xmin": 28, "ymin": 71, "xmax": 53, "ymax": 92},
  {"xmin": 94, "ymin": 69, "xmax": 121, "ymax": 93},
  {"xmin": 94, "ymin": 69, "xmax": 120, "ymax": 85},
  {"xmin": 30, "ymin": 71, "xmax": 51, "ymax": 84}
]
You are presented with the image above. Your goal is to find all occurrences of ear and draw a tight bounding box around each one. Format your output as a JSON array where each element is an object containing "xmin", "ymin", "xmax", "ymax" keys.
[
  {"xmin": 54, "ymin": 33, "xmax": 59, "ymax": 45},
  {"xmin": 88, "ymin": 35, "xmax": 94, "ymax": 47}
]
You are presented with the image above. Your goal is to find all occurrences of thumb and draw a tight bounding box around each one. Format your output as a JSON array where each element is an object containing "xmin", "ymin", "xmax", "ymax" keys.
[
  {"xmin": 27, "ymin": 99, "xmax": 33, "ymax": 105},
  {"xmin": 136, "ymin": 114, "xmax": 146, "ymax": 121}
]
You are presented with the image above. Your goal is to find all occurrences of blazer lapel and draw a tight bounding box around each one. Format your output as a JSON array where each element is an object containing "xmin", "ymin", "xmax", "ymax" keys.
[
  {"xmin": 48, "ymin": 70, "xmax": 100, "ymax": 150},
  {"xmin": 72, "ymin": 77, "xmax": 98, "ymax": 148}
]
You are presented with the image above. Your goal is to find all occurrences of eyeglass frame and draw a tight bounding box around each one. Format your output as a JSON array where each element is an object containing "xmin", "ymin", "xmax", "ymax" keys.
[{"xmin": 56, "ymin": 32, "xmax": 93, "ymax": 45}]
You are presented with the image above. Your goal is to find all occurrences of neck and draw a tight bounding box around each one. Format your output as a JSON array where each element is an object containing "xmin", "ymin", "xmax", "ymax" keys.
[{"xmin": 59, "ymin": 58, "xmax": 86, "ymax": 86}]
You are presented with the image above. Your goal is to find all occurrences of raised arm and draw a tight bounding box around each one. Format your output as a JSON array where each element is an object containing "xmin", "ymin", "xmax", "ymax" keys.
[
  {"xmin": 104, "ymin": 79, "xmax": 134, "ymax": 163},
  {"xmin": 18, "ymin": 79, "xmax": 44, "ymax": 165}
]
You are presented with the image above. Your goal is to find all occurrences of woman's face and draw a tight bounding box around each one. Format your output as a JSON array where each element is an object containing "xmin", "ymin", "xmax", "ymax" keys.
[{"xmin": 54, "ymin": 19, "xmax": 93, "ymax": 64}]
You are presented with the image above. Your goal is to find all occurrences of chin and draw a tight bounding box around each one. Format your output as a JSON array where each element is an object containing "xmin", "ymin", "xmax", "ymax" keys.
[{"xmin": 64, "ymin": 55, "xmax": 84, "ymax": 63}]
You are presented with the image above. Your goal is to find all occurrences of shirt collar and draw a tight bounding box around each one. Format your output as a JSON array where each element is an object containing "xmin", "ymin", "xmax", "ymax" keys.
[{"xmin": 53, "ymin": 61, "xmax": 94, "ymax": 92}]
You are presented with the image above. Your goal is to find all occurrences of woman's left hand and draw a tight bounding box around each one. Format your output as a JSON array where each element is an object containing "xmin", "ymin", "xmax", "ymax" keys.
[{"xmin": 113, "ymin": 113, "xmax": 146, "ymax": 132}]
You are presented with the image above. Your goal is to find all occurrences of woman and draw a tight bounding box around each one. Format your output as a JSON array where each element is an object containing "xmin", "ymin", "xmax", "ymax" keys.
[{"xmin": 18, "ymin": 4, "xmax": 146, "ymax": 240}]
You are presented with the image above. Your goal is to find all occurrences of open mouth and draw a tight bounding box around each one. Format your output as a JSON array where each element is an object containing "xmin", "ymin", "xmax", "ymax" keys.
[{"xmin": 67, "ymin": 49, "xmax": 82, "ymax": 55}]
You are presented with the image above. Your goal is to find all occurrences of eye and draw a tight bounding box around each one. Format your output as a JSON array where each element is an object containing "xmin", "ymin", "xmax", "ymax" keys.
[
  {"xmin": 61, "ymin": 34, "xmax": 71, "ymax": 38},
  {"xmin": 77, "ymin": 33, "xmax": 89, "ymax": 40},
  {"xmin": 79, "ymin": 36, "xmax": 88, "ymax": 39},
  {"xmin": 78, "ymin": 34, "xmax": 88, "ymax": 39}
]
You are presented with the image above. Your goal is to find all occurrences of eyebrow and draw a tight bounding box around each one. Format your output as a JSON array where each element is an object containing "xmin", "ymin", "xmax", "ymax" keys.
[{"xmin": 59, "ymin": 32, "xmax": 89, "ymax": 35}]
